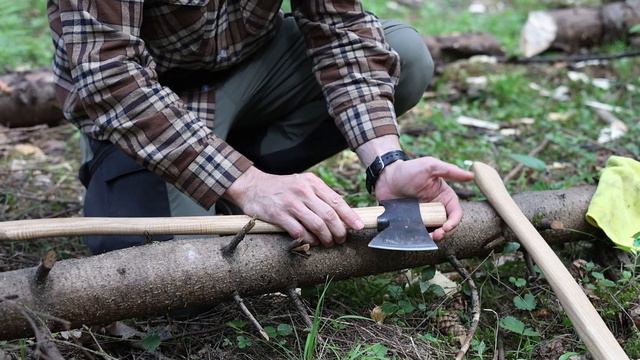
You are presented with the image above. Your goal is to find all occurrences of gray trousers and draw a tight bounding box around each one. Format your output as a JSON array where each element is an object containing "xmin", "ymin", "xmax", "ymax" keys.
[{"xmin": 81, "ymin": 17, "xmax": 434, "ymax": 254}]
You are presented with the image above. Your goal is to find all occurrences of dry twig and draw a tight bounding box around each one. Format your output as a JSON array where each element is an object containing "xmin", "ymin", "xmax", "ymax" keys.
[
  {"xmin": 18, "ymin": 308, "xmax": 64, "ymax": 360},
  {"xmin": 221, "ymin": 218, "xmax": 256, "ymax": 256},
  {"xmin": 287, "ymin": 287, "xmax": 314, "ymax": 330},
  {"xmin": 447, "ymin": 255, "xmax": 480, "ymax": 360},
  {"xmin": 233, "ymin": 292, "xmax": 269, "ymax": 341}
]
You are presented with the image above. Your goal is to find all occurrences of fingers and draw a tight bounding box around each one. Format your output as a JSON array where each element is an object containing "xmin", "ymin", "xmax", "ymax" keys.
[
  {"xmin": 312, "ymin": 179, "xmax": 364, "ymax": 231},
  {"xmin": 291, "ymin": 203, "xmax": 335, "ymax": 247},
  {"xmin": 431, "ymin": 184, "xmax": 464, "ymax": 241},
  {"xmin": 303, "ymin": 197, "xmax": 348, "ymax": 244},
  {"xmin": 272, "ymin": 210, "xmax": 319, "ymax": 246},
  {"xmin": 423, "ymin": 158, "xmax": 474, "ymax": 182}
]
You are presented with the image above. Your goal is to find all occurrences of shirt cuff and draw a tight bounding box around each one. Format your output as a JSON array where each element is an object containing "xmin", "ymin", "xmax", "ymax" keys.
[
  {"xmin": 334, "ymin": 99, "xmax": 400, "ymax": 150},
  {"xmin": 174, "ymin": 135, "xmax": 253, "ymax": 209}
]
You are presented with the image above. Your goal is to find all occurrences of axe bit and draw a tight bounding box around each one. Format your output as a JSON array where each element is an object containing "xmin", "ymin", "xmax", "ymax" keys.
[{"xmin": 367, "ymin": 198, "xmax": 439, "ymax": 251}]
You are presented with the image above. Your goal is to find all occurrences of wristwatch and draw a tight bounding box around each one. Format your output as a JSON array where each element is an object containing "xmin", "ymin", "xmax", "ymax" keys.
[{"xmin": 365, "ymin": 150, "xmax": 409, "ymax": 194}]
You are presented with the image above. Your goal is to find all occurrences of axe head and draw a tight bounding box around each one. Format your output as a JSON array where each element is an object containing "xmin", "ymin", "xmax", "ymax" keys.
[{"xmin": 368, "ymin": 198, "xmax": 438, "ymax": 251}]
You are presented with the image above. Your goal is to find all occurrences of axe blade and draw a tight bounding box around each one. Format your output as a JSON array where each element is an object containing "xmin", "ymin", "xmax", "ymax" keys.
[{"xmin": 367, "ymin": 198, "xmax": 438, "ymax": 251}]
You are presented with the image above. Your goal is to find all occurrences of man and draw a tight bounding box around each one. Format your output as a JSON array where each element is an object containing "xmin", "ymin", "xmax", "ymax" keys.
[{"xmin": 48, "ymin": 0, "xmax": 474, "ymax": 254}]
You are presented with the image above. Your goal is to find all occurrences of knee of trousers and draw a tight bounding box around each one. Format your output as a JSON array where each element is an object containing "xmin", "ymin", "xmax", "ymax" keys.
[{"xmin": 383, "ymin": 20, "xmax": 434, "ymax": 115}]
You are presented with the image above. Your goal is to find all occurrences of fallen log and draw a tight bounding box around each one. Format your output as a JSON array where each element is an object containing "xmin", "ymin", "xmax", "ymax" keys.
[
  {"xmin": 520, "ymin": 1, "xmax": 640, "ymax": 57},
  {"xmin": 0, "ymin": 186, "xmax": 599, "ymax": 340},
  {"xmin": 424, "ymin": 33, "xmax": 505, "ymax": 65},
  {"xmin": 0, "ymin": 69, "xmax": 63, "ymax": 128}
]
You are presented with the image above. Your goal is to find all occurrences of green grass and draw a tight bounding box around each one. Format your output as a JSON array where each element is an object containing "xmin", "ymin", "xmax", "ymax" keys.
[{"xmin": 0, "ymin": 0, "xmax": 52, "ymax": 71}]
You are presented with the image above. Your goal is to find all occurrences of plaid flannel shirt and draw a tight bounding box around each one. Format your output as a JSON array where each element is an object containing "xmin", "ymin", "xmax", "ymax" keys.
[{"xmin": 48, "ymin": 0, "xmax": 400, "ymax": 209}]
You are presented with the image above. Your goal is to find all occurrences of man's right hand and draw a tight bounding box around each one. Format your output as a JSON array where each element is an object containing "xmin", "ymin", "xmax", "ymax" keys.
[{"xmin": 223, "ymin": 166, "xmax": 365, "ymax": 247}]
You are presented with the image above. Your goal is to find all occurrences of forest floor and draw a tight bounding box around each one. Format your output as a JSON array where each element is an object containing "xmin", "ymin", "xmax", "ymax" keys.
[{"xmin": 1, "ymin": 0, "xmax": 640, "ymax": 359}]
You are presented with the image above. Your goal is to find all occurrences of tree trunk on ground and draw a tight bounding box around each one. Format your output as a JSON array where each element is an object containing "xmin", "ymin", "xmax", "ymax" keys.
[
  {"xmin": 424, "ymin": 33, "xmax": 505, "ymax": 66},
  {"xmin": 520, "ymin": 1, "xmax": 640, "ymax": 57},
  {"xmin": 0, "ymin": 69, "xmax": 63, "ymax": 128},
  {"xmin": 0, "ymin": 186, "xmax": 599, "ymax": 340}
]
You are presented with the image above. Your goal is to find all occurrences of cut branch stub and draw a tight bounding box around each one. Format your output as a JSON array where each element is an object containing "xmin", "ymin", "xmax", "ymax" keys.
[{"xmin": 34, "ymin": 250, "xmax": 57, "ymax": 284}]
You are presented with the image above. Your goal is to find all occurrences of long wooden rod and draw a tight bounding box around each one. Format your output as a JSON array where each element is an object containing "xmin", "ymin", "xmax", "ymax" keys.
[
  {"xmin": 472, "ymin": 161, "xmax": 627, "ymax": 360},
  {"xmin": 0, "ymin": 202, "xmax": 445, "ymax": 241}
]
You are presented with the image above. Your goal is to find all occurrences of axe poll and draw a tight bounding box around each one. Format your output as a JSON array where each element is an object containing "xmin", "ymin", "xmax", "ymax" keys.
[{"xmin": 0, "ymin": 201, "xmax": 445, "ymax": 247}]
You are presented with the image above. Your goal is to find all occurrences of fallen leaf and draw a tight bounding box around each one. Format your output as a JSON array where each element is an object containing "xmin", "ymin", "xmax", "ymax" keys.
[
  {"xmin": 370, "ymin": 306, "xmax": 386, "ymax": 325},
  {"xmin": 428, "ymin": 270, "xmax": 458, "ymax": 295},
  {"xmin": 13, "ymin": 143, "xmax": 45, "ymax": 159},
  {"xmin": 584, "ymin": 100, "xmax": 624, "ymax": 113},
  {"xmin": 456, "ymin": 115, "xmax": 500, "ymax": 130},
  {"xmin": 105, "ymin": 321, "xmax": 145, "ymax": 339},
  {"xmin": 547, "ymin": 112, "xmax": 573, "ymax": 122}
]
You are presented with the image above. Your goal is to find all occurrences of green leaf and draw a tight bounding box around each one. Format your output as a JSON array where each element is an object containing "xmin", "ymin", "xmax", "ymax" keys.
[
  {"xmin": 508, "ymin": 154, "xmax": 546, "ymax": 171},
  {"xmin": 236, "ymin": 335, "xmax": 252, "ymax": 349},
  {"xmin": 277, "ymin": 323, "xmax": 293, "ymax": 337},
  {"xmin": 381, "ymin": 302, "xmax": 399, "ymax": 315},
  {"xmin": 630, "ymin": 24, "xmax": 640, "ymax": 34},
  {"xmin": 591, "ymin": 271, "xmax": 604, "ymax": 280},
  {"xmin": 472, "ymin": 339, "xmax": 486, "ymax": 357},
  {"xmin": 500, "ymin": 316, "xmax": 525, "ymax": 334},
  {"xmin": 419, "ymin": 281, "xmax": 431, "ymax": 294},
  {"xmin": 500, "ymin": 316, "xmax": 540, "ymax": 337},
  {"xmin": 417, "ymin": 333, "xmax": 440, "ymax": 342},
  {"xmin": 598, "ymin": 279, "xmax": 616, "ymax": 287},
  {"xmin": 502, "ymin": 242, "xmax": 521, "ymax": 254},
  {"xmin": 513, "ymin": 293, "xmax": 537, "ymax": 311},
  {"xmin": 422, "ymin": 266, "xmax": 436, "ymax": 281},
  {"xmin": 559, "ymin": 352, "xmax": 580, "ymax": 360},
  {"xmin": 509, "ymin": 276, "xmax": 527, "ymax": 288},
  {"xmin": 264, "ymin": 326, "xmax": 277, "ymax": 339},
  {"xmin": 584, "ymin": 262, "xmax": 595, "ymax": 271},
  {"xmin": 622, "ymin": 271, "xmax": 632, "ymax": 280},
  {"xmin": 430, "ymin": 284, "xmax": 446, "ymax": 297},
  {"xmin": 398, "ymin": 300, "xmax": 416, "ymax": 314},
  {"xmin": 226, "ymin": 319, "xmax": 247, "ymax": 330},
  {"xmin": 139, "ymin": 333, "xmax": 161, "ymax": 352},
  {"xmin": 365, "ymin": 343, "xmax": 389, "ymax": 357}
]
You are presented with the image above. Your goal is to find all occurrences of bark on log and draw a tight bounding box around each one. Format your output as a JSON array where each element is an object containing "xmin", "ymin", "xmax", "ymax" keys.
[
  {"xmin": 520, "ymin": 1, "xmax": 640, "ymax": 57},
  {"xmin": 0, "ymin": 186, "xmax": 598, "ymax": 340},
  {"xmin": 424, "ymin": 33, "xmax": 505, "ymax": 65},
  {"xmin": 0, "ymin": 69, "xmax": 63, "ymax": 128}
]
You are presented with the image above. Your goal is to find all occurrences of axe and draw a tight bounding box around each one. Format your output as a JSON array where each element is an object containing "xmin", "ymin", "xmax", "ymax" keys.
[
  {"xmin": 472, "ymin": 161, "xmax": 628, "ymax": 360},
  {"xmin": 0, "ymin": 200, "xmax": 444, "ymax": 251}
]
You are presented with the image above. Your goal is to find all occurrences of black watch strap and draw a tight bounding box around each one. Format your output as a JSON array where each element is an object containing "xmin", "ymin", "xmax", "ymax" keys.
[{"xmin": 365, "ymin": 150, "xmax": 409, "ymax": 194}]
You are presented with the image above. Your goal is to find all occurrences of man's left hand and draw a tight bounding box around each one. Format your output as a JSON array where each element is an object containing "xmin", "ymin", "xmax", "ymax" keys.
[{"xmin": 373, "ymin": 157, "xmax": 474, "ymax": 240}]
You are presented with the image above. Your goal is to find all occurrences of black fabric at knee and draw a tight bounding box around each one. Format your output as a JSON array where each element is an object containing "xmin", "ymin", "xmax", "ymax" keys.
[
  {"xmin": 82, "ymin": 143, "xmax": 173, "ymax": 254},
  {"xmin": 233, "ymin": 120, "xmax": 348, "ymax": 175},
  {"xmin": 383, "ymin": 20, "xmax": 434, "ymax": 115}
]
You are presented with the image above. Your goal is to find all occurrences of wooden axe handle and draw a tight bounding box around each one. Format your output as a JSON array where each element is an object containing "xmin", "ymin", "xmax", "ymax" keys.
[
  {"xmin": 0, "ymin": 202, "xmax": 446, "ymax": 241},
  {"xmin": 472, "ymin": 162, "xmax": 627, "ymax": 360}
]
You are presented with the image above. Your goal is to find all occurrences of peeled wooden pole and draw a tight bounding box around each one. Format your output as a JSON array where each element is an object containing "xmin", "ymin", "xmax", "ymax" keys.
[
  {"xmin": 0, "ymin": 203, "xmax": 444, "ymax": 241},
  {"xmin": 471, "ymin": 162, "xmax": 627, "ymax": 360},
  {"xmin": 0, "ymin": 187, "xmax": 598, "ymax": 340}
]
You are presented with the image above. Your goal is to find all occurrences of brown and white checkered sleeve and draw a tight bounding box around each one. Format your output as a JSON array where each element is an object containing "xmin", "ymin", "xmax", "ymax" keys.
[
  {"xmin": 57, "ymin": 0, "xmax": 251, "ymax": 209},
  {"xmin": 292, "ymin": 0, "xmax": 401, "ymax": 150}
]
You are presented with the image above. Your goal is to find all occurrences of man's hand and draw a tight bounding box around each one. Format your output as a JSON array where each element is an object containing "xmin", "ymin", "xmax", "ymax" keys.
[
  {"xmin": 224, "ymin": 166, "xmax": 364, "ymax": 247},
  {"xmin": 373, "ymin": 157, "xmax": 474, "ymax": 240}
]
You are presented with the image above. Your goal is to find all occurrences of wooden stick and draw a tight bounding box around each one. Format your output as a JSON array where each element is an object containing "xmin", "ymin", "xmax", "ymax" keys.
[
  {"xmin": 0, "ymin": 203, "xmax": 446, "ymax": 241},
  {"xmin": 472, "ymin": 161, "xmax": 628, "ymax": 360}
]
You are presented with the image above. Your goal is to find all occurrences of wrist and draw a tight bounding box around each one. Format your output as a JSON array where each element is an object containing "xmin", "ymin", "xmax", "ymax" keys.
[
  {"xmin": 365, "ymin": 150, "xmax": 408, "ymax": 195},
  {"xmin": 356, "ymin": 135, "xmax": 401, "ymax": 167},
  {"xmin": 223, "ymin": 166, "xmax": 262, "ymax": 206}
]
